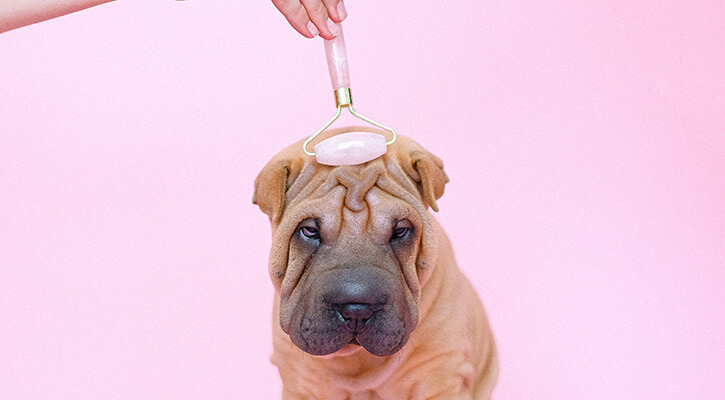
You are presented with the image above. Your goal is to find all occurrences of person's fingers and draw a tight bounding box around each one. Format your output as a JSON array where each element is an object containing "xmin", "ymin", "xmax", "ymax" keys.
[
  {"xmin": 271, "ymin": 0, "xmax": 348, "ymax": 39},
  {"xmin": 300, "ymin": 0, "xmax": 338, "ymax": 40},
  {"xmin": 271, "ymin": 0, "xmax": 319, "ymax": 38},
  {"xmin": 322, "ymin": 0, "xmax": 347, "ymax": 23}
]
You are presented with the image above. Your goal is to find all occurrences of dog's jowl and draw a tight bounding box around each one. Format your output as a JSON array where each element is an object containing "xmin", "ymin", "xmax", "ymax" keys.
[{"xmin": 253, "ymin": 127, "xmax": 498, "ymax": 399}]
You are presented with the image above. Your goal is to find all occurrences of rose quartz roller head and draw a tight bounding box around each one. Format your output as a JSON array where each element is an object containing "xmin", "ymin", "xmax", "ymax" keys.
[{"xmin": 303, "ymin": 23, "xmax": 397, "ymax": 166}]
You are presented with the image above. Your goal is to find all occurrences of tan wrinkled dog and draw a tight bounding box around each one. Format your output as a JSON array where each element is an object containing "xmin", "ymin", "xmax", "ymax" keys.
[{"xmin": 253, "ymin": 127, "xmax": 497, "ymax": 399}]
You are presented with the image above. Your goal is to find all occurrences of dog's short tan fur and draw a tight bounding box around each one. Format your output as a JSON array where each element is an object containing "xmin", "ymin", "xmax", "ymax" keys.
[{"xmin": 254, "ymin": 127, "xmax": 497, "ymax": 399}]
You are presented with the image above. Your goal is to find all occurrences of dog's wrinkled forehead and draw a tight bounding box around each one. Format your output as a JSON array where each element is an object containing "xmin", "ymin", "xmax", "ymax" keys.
[
  {"xmin": 253, "ymin": 127, "xmax": 449, "ymax": 224},
  {"xmin": 327, "ymin": 163, "xmax": 386, "ymax": 212},
  {"xmin": 253, "ymin": 128, "xmax": 450, "ymax": 288},
  {"xmin": 287, "ymin": 160, "xmax": 391, "ymax": 214}
]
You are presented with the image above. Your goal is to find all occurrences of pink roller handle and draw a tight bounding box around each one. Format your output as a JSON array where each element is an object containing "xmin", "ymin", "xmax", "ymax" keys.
[{"xmin": 324, "ymin": 23, "xmax": 351, "ymax": 90}]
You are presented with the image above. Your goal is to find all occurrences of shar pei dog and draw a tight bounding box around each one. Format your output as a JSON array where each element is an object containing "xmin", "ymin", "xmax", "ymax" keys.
[{"xmin": 253, "ymin": 127, "xmax": 498, "ymax": 399}]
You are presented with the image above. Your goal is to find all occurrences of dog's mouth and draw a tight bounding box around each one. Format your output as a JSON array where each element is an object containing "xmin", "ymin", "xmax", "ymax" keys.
[{"xmin": 289, "ymin": 273, "xmax": 415, "ymax": 357}]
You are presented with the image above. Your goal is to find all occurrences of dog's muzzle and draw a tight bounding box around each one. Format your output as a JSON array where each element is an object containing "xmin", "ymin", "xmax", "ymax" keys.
[{"xmin": 290, "ymin": 266, "xmax": 411, "ymax": 357}]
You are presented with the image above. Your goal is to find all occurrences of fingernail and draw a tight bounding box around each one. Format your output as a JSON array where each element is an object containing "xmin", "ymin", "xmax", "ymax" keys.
[
  {"xmin": 307, "ymin": 21, "xmax": 319, "ymax": 37},
  {"xmin": 337, "ymin": 1, "xmax": 348, "ymax": 21},
  {"xmin": 327, "ymin": 19, "xmax": 340, "ymax": 37}
]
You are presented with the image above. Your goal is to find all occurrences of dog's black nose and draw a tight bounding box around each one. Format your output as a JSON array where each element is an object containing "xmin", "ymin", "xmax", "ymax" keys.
[
  {"xmin": 337, "ymin": 303, "xmax": 375, "ymax": 332},
  {"xmin": 340, "ymin": 303, "xmax": 375, "ymax": 321},
  {"xmin": 325, "ymin": 270, "xmax": 387, "ymax": 332},
  {"xmin": 331, "ymin": 281, "xmax": 380, "ymax": 332}
]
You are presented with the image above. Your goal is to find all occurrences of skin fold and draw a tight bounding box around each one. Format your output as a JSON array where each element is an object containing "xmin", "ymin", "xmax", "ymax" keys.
[{"xmin": 254, "ymin": 127, "xmax": 498, "ymax": 399}]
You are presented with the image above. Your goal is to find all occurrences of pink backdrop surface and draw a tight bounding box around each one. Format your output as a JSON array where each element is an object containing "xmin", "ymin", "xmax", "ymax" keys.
[{"xmin": 1, "ymin": 1, "xmax": 723, "ymax": 399}]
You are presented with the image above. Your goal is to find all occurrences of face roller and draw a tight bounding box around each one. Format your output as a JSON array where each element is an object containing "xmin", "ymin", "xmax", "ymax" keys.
[{"xmin": 303, "ymin": 23, "xmax": 397, "ymax": 166}]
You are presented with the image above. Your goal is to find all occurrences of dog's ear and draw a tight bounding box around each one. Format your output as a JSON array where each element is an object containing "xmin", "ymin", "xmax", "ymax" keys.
[
  {"xmin": 401, "ymin": 150, "xmax": 449, "ymax": 212},
  {"xmin": 252, "ymin": 157, "xmax": 304, "ymax": 222}
]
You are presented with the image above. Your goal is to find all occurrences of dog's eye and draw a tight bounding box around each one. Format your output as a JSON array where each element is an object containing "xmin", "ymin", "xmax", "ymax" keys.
[
  {"xmin": 300, "ymin": 226, "xmax": 320, "ymax": 240},
  {"xmin": 391, "ymin": 220, "xmax": 413, "ymax": 240},
  {"xmin": 392, "ymin": 227, "xmax": 409, "ymax": 238}
]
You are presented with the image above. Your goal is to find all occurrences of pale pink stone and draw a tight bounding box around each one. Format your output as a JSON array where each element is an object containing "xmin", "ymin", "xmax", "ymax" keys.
[
  {"xmin": 314, "ymin": 132, "xmax": 387, "ymax": 166},
  {"xmin": 324, "ymin": 23, "xmax": 351, "ymax": 90}
]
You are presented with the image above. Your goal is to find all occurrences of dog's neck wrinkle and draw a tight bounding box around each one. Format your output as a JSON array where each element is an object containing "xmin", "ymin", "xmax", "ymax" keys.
[{"xmin": 319, "ymin": 349, "xmax": 403, "ymax": 392}]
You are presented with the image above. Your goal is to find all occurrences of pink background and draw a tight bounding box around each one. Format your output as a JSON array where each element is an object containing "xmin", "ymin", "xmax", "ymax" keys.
[{"xmin": 1, "ymin": 1, "xmax": 723, "ymax": 399}]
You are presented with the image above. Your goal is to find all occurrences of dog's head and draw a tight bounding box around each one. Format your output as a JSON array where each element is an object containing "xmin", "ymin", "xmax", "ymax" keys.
[{"xmin": 253, "ymin": 127, "xmax": 448, "ymax": 356}]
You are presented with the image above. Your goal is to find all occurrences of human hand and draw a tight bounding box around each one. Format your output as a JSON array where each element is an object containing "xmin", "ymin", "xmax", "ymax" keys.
[
  {"xmin": 0, "ymin": 0, "xmax": 114, "ymax": 34},
  {"xmin": 271, "ymin": 0, "xmax": 347, "ymax": 40}
]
